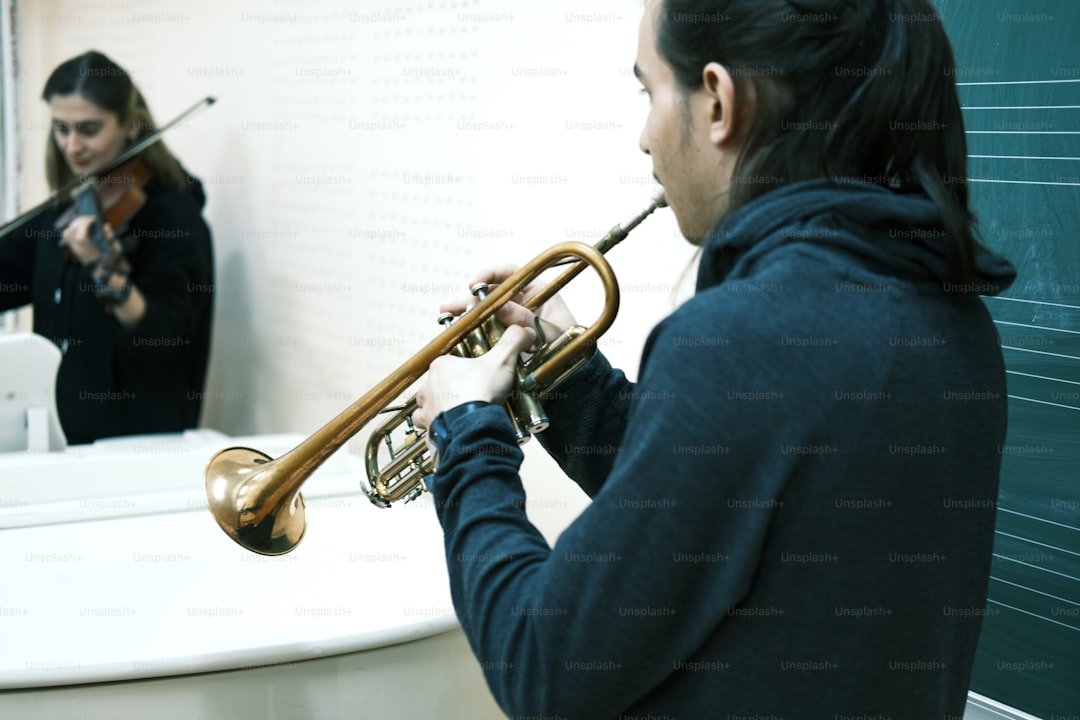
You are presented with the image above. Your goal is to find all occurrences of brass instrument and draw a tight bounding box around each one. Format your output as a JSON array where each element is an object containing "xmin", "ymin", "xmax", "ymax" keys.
[{"xmin": 205, "ymin": 190, "xmax": 667, "ymax": 555}]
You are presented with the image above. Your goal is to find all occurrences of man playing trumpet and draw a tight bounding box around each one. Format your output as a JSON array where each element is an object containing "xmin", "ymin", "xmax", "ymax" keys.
[{"xmin": 412, "ymin": 1, "xmax": 1015, "ymax": 718}]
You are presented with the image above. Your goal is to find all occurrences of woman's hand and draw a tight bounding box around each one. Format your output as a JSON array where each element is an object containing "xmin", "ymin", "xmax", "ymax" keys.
[
  {"xmin": 411, "ymin": 323, "xmax": 536, "ymax": 431},
  {"xmin": 59, "ymin": 215, "xmax": 145, "ymax": 325},
  {"xmin": 59, "ymin": 215, "xmax": 110, "ymax": 265}
]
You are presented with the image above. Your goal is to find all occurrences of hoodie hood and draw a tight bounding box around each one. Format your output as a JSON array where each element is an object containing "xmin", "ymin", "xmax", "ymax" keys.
[
  {"xmin": 696, "ymin": 179, "xmax": 1016, "ymax": 296},
  {"xmin": 181, "ymin": 168, "xmax": 208, "ymax": 210}
]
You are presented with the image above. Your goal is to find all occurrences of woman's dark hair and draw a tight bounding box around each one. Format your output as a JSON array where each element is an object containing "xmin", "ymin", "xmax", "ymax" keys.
[
  {"xmin": 656, "ymin": 0, "xmax": 977, "ymax": 284},
  {"xmin": 42, "ymin": 50, "xmax": 186, "ymax": 192}
]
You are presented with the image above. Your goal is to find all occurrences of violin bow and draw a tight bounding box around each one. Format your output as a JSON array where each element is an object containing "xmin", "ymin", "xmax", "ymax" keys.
[{"xmin": 0, "ymin": 96, "xmax": 216, "ymax": 240}]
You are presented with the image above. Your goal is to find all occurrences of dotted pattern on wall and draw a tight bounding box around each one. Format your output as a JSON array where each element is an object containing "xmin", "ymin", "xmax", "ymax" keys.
[{"xmin": 15, "ymin": 0, "xmax": 690, "ymax": 438}]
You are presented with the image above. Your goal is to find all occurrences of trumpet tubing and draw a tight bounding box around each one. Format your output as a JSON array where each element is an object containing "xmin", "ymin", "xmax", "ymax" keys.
[{"xmin": 204, "ymin": 190, "xmax": 667, "ymax": 555}]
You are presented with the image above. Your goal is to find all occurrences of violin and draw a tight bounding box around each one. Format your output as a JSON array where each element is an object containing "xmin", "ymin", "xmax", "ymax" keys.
[
  {"xmin": 0, "ymin": 96, "xmax": 215, "ymax": 244},
  {"xmin": 53, "ymin": 156, "xmax": 153, "ymax": 257}
]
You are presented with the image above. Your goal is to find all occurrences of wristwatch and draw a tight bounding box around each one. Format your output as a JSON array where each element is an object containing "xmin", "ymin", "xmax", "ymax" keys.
[{"xmin": 427, "ymin": 401, "xmax": 493, "ymax": 457}]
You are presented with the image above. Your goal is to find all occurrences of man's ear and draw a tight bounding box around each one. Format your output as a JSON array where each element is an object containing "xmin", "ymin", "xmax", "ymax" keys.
[{"xmin": 702, "ymin": 61, "xmax": 738, "ymax": 147}]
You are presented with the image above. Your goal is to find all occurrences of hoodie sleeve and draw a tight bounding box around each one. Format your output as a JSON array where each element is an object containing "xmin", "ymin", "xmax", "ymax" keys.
[
  {"xmin": 426, "ymin": 290, "xmax": 814, "ymax": 719},
  {"xmin": 531, "ymin": 351, "xmax": 636, "ymax": 497},
  {"xmin": 0, "ymin": 212, "xmax": 45, "ymax": 311}
]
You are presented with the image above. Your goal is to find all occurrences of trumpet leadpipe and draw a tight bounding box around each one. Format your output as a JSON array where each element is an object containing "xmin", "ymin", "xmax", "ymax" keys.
[{"xmin": 539, "ymin": 188, "xmax": 666, "ymax": 303}]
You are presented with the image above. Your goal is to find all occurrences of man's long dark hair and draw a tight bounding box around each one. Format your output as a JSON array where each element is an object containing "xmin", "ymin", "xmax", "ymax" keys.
[
  {"xmin": 42, "ymin": 50, "xmax": 187, "ymax": 193},
  {"xmin": 656, "ymin": 0, "xmax": 977, "ymax": 284}
]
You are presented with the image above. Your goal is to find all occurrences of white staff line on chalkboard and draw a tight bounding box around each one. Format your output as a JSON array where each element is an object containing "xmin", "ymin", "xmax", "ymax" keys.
[
  {"xmin": 1001, "ymin": 346, "xmax": 1080, "ymax": 361},
  {"xmin": 987, "ymin": 297, "xmax": 1080, "ymax": 310},
  {"xmin": 991, "ymin": 576, "xmax": 1080, "ymax": 607},
  {"xmin": 1007, "ymin": 394, "xmax": 1080, "ymax": 411},
  {"xmin": 962, "ymin": 105, "xmax": 1080, "ymax": 110},
  {"xmin": 967, "ymin": 131, "xmax": 1080, "ymax": 134},
  {"xmin": 996, "ymin": 531, "xmax": 1080, "ymax": 559},
  {"xmin": 969, "ymin": 179, "xmax": 1080, "ymax": 187},
  {"xmin": 966, "ymin": 695, "xmax": 1044, "ymax": 720},
  {"xmin": 999, "ymin": 507, "xmax": 1079, "ymax": 534},
  {"xmin": 957, "ymin": 79, "xmax": 1080, "ymax": 86},
  {"xmin": 986, "ymin": 599, "xmax": 1080, "ymax": 632},
  {"xmin": 1006, "ymin": 371, "xmax": 1080, "ymax": 386},
  {"xmin": 969, "ymin": 155, "xmax": 1080, "ymax": 161},
  {"xmin": 995, "ymin": 320, "xmax": 1080, "ymax": 335},
  {"xmin": 992, "ymin": 553, "xmax": 1078, "ymax": 582}
]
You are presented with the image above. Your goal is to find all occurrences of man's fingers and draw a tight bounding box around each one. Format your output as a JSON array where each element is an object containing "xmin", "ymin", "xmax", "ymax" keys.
[
  {"xmin": 436, "ymin": 297, "xmax": 475, "ymax": 317},
  {"xmin": 489, "ymin": 324, "xmax": 537, "ymax": 365},
  {"xmin": 471, "ymin": 264, "xmax": 520, "ymax": 287},
  {"xmin": 492, "ymin": 301, "xmax": 535, "ymax": 330}
]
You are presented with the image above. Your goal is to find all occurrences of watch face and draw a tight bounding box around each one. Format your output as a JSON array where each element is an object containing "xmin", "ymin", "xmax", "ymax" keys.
[{"xmin": 430, "ymin": 415, "xmax": 451, "ymax": 456}]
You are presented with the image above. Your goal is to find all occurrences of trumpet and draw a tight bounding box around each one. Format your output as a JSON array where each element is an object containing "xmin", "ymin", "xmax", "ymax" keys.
[{"xmin": 204, "ymin": 189, "xmax": 667, "ymax": 555}]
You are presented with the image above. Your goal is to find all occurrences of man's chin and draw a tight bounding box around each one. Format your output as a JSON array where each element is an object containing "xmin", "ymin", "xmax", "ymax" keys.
[{"xmin": 676, "ymin": 219, "xmax": 712, "ymax": 247}]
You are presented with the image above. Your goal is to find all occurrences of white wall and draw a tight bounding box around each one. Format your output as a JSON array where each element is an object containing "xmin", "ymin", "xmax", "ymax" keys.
[{"xmin": 12, "ymin": 0, "xmax": 696, "ymax": 540}]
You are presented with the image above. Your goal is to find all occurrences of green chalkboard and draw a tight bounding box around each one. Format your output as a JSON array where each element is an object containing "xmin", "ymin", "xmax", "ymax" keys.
[{"xmin": 932, "ymin": 1, "xmax": 1080, "ymax": 717}]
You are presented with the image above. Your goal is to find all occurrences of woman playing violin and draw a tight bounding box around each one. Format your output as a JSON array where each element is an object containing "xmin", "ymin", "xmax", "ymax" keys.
[{"xmin": 0, "ymin": 50, "xmax": 214, "ymax": 445}]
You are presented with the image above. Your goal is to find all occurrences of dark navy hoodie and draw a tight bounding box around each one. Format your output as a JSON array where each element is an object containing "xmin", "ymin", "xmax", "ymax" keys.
[{"xmin": 427, "ymin": 180, "xmax": 1017, "ymax": 719}]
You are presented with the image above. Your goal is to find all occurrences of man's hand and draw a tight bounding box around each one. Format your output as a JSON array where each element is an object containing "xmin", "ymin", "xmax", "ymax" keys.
[
  {"xmin": 438, "ymin": 264, "xmax": 579, "ymax": 346},
  {"xmin": 411, "ymin": 324, "xmax": 536, "ymax": 431}
]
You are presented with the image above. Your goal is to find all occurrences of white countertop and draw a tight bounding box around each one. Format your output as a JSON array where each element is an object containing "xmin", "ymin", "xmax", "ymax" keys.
[{"xmin": 0, "ymin": 431, "xmax": 457, "ymax": 690}]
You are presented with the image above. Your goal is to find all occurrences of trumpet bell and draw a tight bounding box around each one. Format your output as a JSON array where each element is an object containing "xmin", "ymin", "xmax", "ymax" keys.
[{"xmin": 205, "ymin": 447, "xmax": 307, "ymax": 555}]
